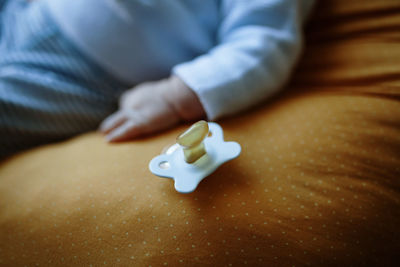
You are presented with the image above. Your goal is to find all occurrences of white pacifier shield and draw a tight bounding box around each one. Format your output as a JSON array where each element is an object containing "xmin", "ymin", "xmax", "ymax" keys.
[{"xmin": 149, "ymin": 122, "xmax": 241, "ymax": 193}]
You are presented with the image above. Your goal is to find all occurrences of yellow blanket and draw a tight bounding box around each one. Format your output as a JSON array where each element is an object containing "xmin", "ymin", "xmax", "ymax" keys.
[{"xmin": 1, "ymin": 0, "xmax": 399, "ymax": 265}]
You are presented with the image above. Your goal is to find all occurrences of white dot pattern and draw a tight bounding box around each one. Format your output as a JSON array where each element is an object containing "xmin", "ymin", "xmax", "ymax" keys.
[{"xmin": 0, "ymin": 89, "xmax": 399, "ymax": 266}]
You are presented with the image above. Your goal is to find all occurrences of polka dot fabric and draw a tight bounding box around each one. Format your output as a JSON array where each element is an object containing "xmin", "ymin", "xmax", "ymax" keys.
[{"xmin": 1, "ymin": 0, "xmax": 400, "ymax": 266}]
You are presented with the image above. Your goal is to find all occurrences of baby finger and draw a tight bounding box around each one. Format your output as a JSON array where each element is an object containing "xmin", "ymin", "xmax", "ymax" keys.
[
  {"xmin": 106, "ymin": 120, "xmax": 144, "ymax": 142},
  {"xmin": 99, "ymin": 110, "xmax": 127, "ymax": 134}
]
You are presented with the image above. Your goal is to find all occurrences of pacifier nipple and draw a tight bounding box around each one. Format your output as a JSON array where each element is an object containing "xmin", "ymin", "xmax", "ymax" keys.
[{"xmin": 177, "ymin": 120, "xmax": 209, "ymax": 164}]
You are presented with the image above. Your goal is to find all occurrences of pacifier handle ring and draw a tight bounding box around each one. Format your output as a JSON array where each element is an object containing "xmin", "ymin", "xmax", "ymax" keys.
[{"xmin": 149, "ymin": 154, "xmax": 173, "ymax": 178}]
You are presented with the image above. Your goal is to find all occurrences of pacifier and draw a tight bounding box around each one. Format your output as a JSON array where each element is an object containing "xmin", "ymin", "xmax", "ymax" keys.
[{"xmin": 149, "ymin": 121, "xmax": 241, "ymax": 193}]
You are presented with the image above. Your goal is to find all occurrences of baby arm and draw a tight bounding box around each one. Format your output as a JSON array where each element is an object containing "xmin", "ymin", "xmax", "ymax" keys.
[
  {"xmin": 99, "ymin": 76, "xmax": 205, "ymax": 142},
  {"xmin": 172, "ymin": 0, "xmax": 314, "ymax": 120},
  {"xmin": 100, "ymin": 0, "xmax": 313, "ymax": 142}
]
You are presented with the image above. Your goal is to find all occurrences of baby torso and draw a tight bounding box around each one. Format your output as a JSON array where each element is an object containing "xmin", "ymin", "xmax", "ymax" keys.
[{"xmin": 45, "ymin": 0, "xmax": 220, "ymax": 84}]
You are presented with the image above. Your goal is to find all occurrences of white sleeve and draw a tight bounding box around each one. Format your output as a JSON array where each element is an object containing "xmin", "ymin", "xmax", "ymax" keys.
[{"xmin": 172, "ymin": 0, "xmax": 315, "ymax": 120}]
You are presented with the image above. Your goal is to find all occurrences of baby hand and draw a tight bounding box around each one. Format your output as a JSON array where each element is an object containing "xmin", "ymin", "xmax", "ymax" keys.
[{"xmin": 99, "ymin": 76, "xmax": 205, "ymax": 142}]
